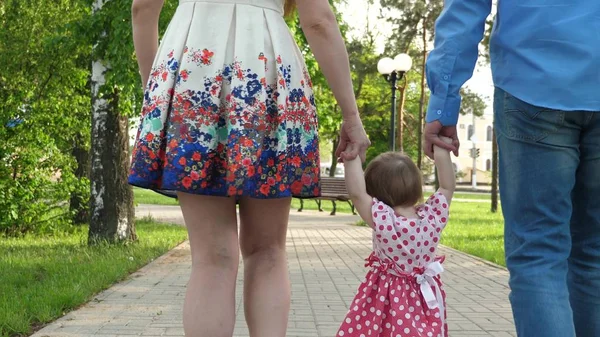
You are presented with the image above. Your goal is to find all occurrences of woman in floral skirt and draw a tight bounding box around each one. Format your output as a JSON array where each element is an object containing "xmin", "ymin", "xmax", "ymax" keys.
[{"xmin": 129, "ymin": 0, "xmax": 369, "ymax": 336}]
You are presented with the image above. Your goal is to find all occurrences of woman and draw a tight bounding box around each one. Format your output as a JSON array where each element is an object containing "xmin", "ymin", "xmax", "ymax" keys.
[{"xmin": 129, "ymin": 0, "xmax": 369, "ymax": 336}]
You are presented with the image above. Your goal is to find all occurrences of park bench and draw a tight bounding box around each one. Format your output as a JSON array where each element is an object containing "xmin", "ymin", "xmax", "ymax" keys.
[{"xmin": 298, "ymin": 177, "xmax": 356, "ymax": 215}]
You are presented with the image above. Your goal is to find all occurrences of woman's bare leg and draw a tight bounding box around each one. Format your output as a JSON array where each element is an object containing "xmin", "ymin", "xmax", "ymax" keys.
[
  {"xmin": 178, "ymin": 193, "xmax": 238, "ymax": 337},
  {"xmin": 238, "ymin": 197, "xmax": 292, "ymax": 337}
]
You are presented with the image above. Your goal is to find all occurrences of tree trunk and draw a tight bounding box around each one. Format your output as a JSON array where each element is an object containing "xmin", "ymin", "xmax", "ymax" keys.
[
  {"xmin": 433, "ymin": 167, "xmax": 439, "ymax": 191},
  {"xmin": 397, "ymin": 78, "xmax": 407, "ymax": 152},
  {"xmin": 491, "ymin": 128, "xmax": 499, "ymax": 212},
  {"xmin": 70, "ymin": 135, "xmax": 90, "ymax": 224},
  {"xmin": 417, "ymin": 17, "xmax": 427, "ymax": 169},
  {"xmin": 329, "ymin": 133, "xmax": 340, "ymax": 177},
  {"xmin": 329, "ymin": 104, "xmax": 340, "ymax": 177},
  {"xmin": 89, "ymin": 0, "xmax": 135, "ymax": 244}
]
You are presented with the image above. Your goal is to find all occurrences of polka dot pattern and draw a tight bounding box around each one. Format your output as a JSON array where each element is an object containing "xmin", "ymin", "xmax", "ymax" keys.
[{"xmin": 336, "ymin": 192, "xmax": 449, "ymax": 337}]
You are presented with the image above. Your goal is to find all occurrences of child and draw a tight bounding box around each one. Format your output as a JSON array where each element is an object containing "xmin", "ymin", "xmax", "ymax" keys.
[{"xmin": 337, "ymin": 138, "xmax": 455, "ymax": 337}]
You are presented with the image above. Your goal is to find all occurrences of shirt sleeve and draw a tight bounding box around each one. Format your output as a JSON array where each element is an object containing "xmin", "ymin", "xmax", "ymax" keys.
[
  {"xmin": 372, "ymin": 198, "xmax": 394, "ymax": 232},
  {"xmin": 424, "ymin": 192, "xmax": 450, "ymax": 229},
  {"xmin": 425, "ymin": 0, "xmax": 493, "ymax": 126}
]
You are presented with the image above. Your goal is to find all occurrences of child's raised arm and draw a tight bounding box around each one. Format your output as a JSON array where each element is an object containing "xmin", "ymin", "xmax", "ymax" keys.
[
  {"xmin": 434, "ymin": 136, "xmax": 456, "ymax": 204},
  {"xmin": 343, "ymin": 150, "xmax": 374, "ymax": 228}
]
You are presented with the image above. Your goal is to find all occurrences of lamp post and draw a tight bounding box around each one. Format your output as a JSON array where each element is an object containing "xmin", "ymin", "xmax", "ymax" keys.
[
  {"xmin": 377, "ymin": 54, "xmax": 412, "ymax": 151},
  {"xmin": 471, "ymin": 135, "xmax": 478, "ymax": 189}
]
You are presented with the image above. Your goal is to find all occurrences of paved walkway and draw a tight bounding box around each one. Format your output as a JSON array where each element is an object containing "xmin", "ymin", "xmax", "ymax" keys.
[{"xmin": 33, "ymin": 205, "xmax": 515, "ymax": 337}]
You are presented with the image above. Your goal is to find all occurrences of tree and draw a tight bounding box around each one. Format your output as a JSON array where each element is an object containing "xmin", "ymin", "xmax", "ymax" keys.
[
  {"xmin": 382, "ymin": 0, "xmax": 493, "ymax": 175},
  {"xmin": 88, "ymin": 0, "xmax": 135, "ymax": 244},
  {"xmin": 459, "ymin": 88, "xmax": 486, "ymax": 117},
  {"xmin": 396, "ymin": 76, "xmax": 408, "ymax": 152},
  {"xmin": 479, "ymin": 11, "xmax": 500, "ymax": 209},
  {"xmin": 491, "ymin": 128, "xmax": 499, "ymax": 212},
  {"xmin": 380, "ymin": 0, "xmax": 444, "ymax": 168},
  {"xmin": 86, "ymin": 0, "xmax": 178, "ymax": 243},
  {"xmin": 0, "ymin": 0, "xmax": 90, "ymax": 234}
]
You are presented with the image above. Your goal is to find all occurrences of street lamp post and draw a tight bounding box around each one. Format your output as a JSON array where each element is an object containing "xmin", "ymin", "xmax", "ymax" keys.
[
  {"xmin": 471, "ymin": 135, "xmax": 478, "ymax": 189},
  {"xmin": 377, "ymin": 54, "xmax": 412, "ymax": 151}
]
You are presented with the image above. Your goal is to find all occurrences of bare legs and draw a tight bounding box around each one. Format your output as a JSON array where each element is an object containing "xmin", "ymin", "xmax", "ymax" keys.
[
  {"xmin": 178, "ymin": 193, "xmax": 238, "ymax": 337},
  {"xmin": 178, "ymin": 193, "xmax": 291, "ymax": 337},
  {"xmin": 239, "ymin": 197, "xmax": 292, "ymax": 337}
]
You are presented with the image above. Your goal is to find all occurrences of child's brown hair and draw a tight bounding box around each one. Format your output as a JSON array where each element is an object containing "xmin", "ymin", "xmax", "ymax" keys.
[{"xmin": 364, "ymin": 152, "xmax": 423, "ymax": 207}]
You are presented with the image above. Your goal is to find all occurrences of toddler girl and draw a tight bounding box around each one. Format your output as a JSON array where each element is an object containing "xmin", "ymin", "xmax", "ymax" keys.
[{"xmin": 337, "ymin": 138, "xmax": 455, "ymax": 337}]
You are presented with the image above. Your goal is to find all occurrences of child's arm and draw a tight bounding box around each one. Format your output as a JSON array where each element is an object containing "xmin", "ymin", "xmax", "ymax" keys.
[
  {"xmin": 434, "ymin": 136, "xmax": 456, "ymax": 204},
  {"xmin": 343, "ymin": 153, "xmax": 374, "ymax": 228}
]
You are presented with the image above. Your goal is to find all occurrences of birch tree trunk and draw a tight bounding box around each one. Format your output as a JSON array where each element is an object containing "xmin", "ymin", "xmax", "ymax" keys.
[{"xmin": 88, "ymin": 0, "xmax": 135, "ymax": 244}]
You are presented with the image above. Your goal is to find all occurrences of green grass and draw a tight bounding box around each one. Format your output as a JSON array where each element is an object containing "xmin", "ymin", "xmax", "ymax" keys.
[
  {"xmin": 356, "ymin": 201, "xmax": 505, "ymax": 267},
  {"xmin": 445, "ymin": 192, "xmax": 493, "ymax": 200},
  {"xmin": 134, "ymin": 187, "xmax": 179, "ymax": 206},
  {"xmin": 0, "ymin": 220, "xmax": 187, "ymax": 337},
  {"xmin": 441, "ymin": 202, "xmax": 505, "ymax": 267}
]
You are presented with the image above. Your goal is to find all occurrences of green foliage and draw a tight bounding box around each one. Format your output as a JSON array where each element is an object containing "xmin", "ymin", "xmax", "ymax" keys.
[
  {"xmin": 380, "ymin": 0, "xmax": 443, "ymax": 55},
  {"xmin": 480, "ymin": 16, "xmax": 495, "ymax": 63},
  {"xmin": 460, "ymin": 87, "xmax": 487, "ymax": 117},
  {"xmin": 88, "ymin": 0, "xmax": 177, "ymax": 115},
  {"xmin": 0, "ymin": 0, "xmax": 491, "ymax": 235},
  {"xmin": 0, "ymin": 0, "xmax": 91, "ymax": 234},
  {"xmin": 378, "ymin": 0, "xmax": 488, "ymax": 164}
]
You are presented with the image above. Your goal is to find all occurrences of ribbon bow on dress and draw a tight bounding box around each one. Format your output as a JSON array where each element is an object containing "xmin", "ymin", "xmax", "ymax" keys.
[
  {"xmin": 416, "ymin": 261, "xmax": 446, "ymax": 337},
  {"xmin": 366, "ymin": 254, "xmax": 447, "ymax": 337}
]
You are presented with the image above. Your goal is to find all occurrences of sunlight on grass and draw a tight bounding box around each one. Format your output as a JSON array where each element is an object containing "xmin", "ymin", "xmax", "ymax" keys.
[
  {"xmin": 442, "ymin": 202, "xmax": 505, "ymax": 266},
  {"xmin": 0, "ymin": 221, "xmax": 187, "ymax": 337},
  {"xmin": 134, "ymin": 187, "xmax": 179, "ymax": 206}
]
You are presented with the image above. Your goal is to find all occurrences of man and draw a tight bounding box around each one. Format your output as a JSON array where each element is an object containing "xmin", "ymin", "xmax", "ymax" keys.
[{"xmin": 423, "ymin": 1, "xmax": 600, "ymax": 336}]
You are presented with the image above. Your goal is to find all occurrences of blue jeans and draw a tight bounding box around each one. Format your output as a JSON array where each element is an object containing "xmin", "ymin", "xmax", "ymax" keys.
[{"xmin": 494, "ymin": 88, "xmax": 600, "ymax": 337}]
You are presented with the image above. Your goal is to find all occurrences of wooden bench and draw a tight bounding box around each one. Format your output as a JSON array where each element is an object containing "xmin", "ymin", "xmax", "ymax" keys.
[{"xmin": 298, "ymin": 177, "xmax": 356, "ymax": 215}]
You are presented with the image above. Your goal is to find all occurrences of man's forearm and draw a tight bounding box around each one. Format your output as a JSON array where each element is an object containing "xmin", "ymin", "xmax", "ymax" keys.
[{"xmin": 425, "ymin": 0, "xmax": 493, "ymax": 126}]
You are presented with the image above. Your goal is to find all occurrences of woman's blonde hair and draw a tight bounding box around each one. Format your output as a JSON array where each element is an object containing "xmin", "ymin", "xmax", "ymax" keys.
[
  {"xmin": 284, "ymin": 0, "xmax": 296, "ymax": 17},
  {"xmin": 364, "ymin": 152, "xmax": 423, "ymax": 208}
]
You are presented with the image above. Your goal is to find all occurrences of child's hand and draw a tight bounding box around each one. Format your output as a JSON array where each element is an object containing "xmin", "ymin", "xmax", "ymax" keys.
[
  {"xmin": 434, "ymin": 136, "xmax": 454, "ymax": 157},
  {"xmin": 340, "ymin": 143, "xmax": 360, "ymax": 163},
  {"xmin": 438, "ymin": 136, "xmax": 453, "ymax": 145}
]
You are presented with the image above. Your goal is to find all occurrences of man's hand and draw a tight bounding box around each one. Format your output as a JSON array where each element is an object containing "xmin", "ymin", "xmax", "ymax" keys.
[{"xmin": 423, "ymin": 121, "xmax": 459, "ymax": 159}]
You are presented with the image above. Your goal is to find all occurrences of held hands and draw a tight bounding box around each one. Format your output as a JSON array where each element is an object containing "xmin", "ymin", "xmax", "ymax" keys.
[
  {"xmin": 335, "ymin": 115, "xmax": 370, "ymax": 163},
  {"xmin": 423, "ymin": 121, "xmax": 459, "ymax": 159},
  {"xmin": 436, "ymin": 136, "xmax": 454, "ymax": 147}
]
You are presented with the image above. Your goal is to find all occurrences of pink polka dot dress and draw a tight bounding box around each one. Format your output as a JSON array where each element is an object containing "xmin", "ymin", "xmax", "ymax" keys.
[{"xmin": 337, "ymin": 192, "xmax": 450, "ymax": 337}]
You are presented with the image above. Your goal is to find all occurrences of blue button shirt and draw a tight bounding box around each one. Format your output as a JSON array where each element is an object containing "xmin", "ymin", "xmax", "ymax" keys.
[{"xmin": 425, "ymin": 0, "xmax": 600, "ymax": 126}]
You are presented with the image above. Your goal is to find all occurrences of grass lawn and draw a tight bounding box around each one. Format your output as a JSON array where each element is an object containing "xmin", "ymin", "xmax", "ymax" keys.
[
  {"xmin": 441, "ymin": 202, "xmax": 505, "ymax": 267},
  {"xmin": 134, "ymin": 187, "xmax": 179, "ymax": 206},
  {"xmin": 0, "ymin": 220, "xmax": 187, "ymax": 337},
  {"xmin": 449, "ymin": 192, "xmax": 494, "ymax": 200}
]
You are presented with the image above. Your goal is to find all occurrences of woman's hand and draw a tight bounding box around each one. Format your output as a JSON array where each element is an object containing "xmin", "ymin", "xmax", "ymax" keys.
[{"xmin": 335, "ymin": 115, "xmax": 370, "ymax": 163}]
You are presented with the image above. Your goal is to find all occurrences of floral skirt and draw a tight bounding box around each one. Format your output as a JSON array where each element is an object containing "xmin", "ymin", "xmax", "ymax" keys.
[{"xmin": 128, "ymin": 0, "xmax": 321, "ymax": 198}]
